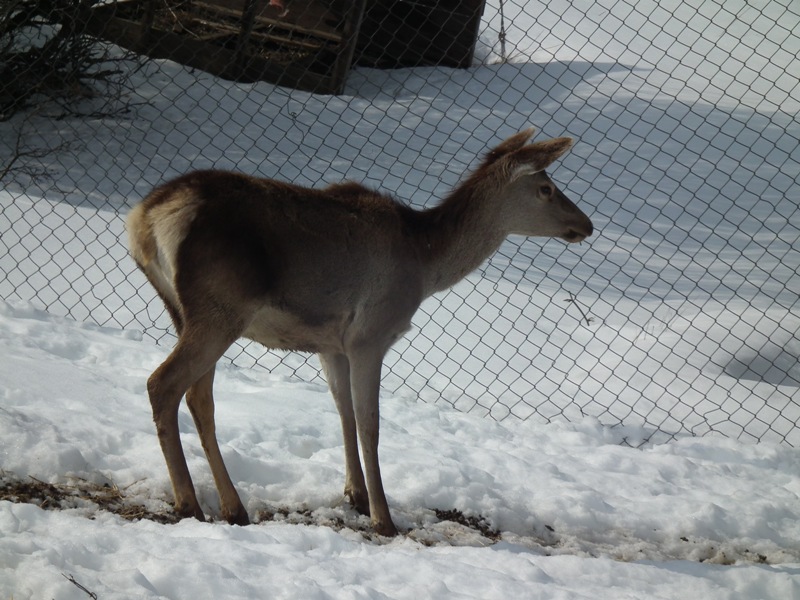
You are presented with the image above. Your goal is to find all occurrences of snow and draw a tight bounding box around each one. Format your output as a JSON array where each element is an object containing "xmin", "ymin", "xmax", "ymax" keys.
[
  {"xmin": 1, "ymin": 0, "xmax": 800, "ymax": 597},
  {"xmin": 1, "ymin": 301, "xmax": 799, "ymax": 598}
]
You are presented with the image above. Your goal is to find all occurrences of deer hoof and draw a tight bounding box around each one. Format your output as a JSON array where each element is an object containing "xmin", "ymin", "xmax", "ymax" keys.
[
  {"xmin": 346, "ymin": 488, "xmax": 370, "ymax": 517},
  {"xmin": 372, "ymin": 519, "xmax": 399, "ymax": 537},
  {"xmin": 175, "ymin": 501, "xmax": 206, "ymax": 522},
  {"xmin": 223, "ymin": 505, "xmax": 250, "ymax": 526}
]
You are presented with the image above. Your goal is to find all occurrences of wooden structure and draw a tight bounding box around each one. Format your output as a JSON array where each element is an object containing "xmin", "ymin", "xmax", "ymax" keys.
[
  {"xmin": 356, "ymin": 0, "xmax": 485, "ymax": 69},
  {"xmin": 82, "ymin": 1, "xmax": 485, "ymax": 94},
  {"xmin": 83, "ymin": 0, "xmax": 365, "ymax": 94}
]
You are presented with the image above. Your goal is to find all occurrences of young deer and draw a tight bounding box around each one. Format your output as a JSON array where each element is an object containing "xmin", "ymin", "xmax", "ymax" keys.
[{"xmin": 127, "ymin": 128, "xmax": 593, "ymax": 536}]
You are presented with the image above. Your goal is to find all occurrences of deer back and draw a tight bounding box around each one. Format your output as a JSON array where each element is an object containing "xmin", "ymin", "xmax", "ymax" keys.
[{"xmin": 127, "ymin": 171, "xmax": 426, "ymax": 354}]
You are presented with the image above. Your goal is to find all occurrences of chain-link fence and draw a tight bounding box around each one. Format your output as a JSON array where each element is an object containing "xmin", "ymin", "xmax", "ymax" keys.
[{"xmin": 1, "ymin": 0, "xmax": 798, "ymax": 447}]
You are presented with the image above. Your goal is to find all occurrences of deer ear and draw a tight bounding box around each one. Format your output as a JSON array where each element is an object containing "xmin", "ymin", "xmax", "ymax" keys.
[
  {"xmin": 512, "ymin": 137, "xmax": 573, "ymax": 174},
  {"xmin": 484, "ymin": 128, "xmax": 537, "ymax": 163}
]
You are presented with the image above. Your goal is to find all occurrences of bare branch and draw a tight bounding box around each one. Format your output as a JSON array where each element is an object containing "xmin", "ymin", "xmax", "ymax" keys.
[{"xmin": 61, "ymin": 573, "xmax": 98, "ymax": 600}]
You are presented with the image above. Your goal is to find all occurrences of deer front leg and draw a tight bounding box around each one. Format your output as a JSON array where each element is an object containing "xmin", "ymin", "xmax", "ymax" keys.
[
  {"xmin": 348, "ymin": 349, "xmax": 398, "ymax": 537},
  {"xmin": 319, "ymin": 353, "xmax": 369, "ymax": 516},
  {"xmin": 186, "ymin": 367, "xmax": 249, "ymax": 526}
]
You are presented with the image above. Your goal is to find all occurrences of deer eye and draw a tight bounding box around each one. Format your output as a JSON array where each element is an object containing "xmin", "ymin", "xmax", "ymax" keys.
[{"xmin": 539, "ymin": 185, "xmax": 553, "ymax": 198}]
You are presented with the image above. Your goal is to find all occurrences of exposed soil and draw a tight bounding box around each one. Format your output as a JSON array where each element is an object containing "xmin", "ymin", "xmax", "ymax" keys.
[
  {"xmin": 0, "ymin": 474, "xmax": 179, "ymax": 525},
  {"xmin": 0, "ymin": 474, "xmax": 501, "ymax": 543}
]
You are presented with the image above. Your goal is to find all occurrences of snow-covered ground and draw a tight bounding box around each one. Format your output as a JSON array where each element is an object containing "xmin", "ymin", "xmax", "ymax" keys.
[
  {"xmin": 1, "ymin": 0, "xmax": 799, "ymax": 598},
  {"xmin": 1, "ymin": 300, "xmax": 799, "ymax": 598}
]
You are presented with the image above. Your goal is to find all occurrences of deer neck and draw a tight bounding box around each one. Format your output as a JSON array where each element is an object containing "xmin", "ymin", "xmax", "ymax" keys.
[{"xmin": 415, "ymin": 183, "xmax": 509, "ymax": 298}]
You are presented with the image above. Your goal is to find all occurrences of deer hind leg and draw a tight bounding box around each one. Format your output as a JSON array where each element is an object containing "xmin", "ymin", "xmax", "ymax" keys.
[
  {"xmin": 319, "ymin": 353, "xmax": 369, "ymax": 516},
  {"xmin": 186, "ymin": 367, "xmax": 249, "ymax": 526},
  {"xmin": 348, "ymin": 348, "xmax": 398, "ymax": 537},
  {"xmin": 147, "ymin": 324, "xmax": 238, "ymax": 523}
]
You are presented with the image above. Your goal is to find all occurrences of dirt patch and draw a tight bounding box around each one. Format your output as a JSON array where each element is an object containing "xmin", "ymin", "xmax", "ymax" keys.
[
  {"xmin": 433, "ymin": 508, "xmax": 501, "ymax": 541},
  {"xmin": 3, "ymin": 476, "xmax": 789, "ymax": 563},
  {"xmin": 0, "ymin": 474, "xmax": 501, "ymax": 544},
  {"xmin": 0, "ymin": 473, "xmax": 179, "ymax": 524},
  {"xmin": 254, "ymin": 504, "xmax": 503, "ymax": 545}
]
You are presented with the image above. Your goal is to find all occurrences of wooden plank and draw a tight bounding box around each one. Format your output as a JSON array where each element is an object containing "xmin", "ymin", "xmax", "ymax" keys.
[
  {"xmin": 328, "ymin": 0, "xmax": 366, "ymax": 94},
  {"xmin": 194, "ymin": 0, "xmax": 343, "ymax": 43},
  {"xmin": 234, "ymin": 0, "xmax": 259, "ymax": 63}
]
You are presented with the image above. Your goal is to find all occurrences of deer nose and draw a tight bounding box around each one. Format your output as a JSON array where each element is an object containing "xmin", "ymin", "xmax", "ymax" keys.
[{"xmin": 564, "ymin": 218, "xmax": 593, "ymax": 243}]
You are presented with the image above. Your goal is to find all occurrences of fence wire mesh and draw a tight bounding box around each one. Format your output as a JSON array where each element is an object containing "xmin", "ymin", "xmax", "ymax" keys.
[{"xmin": 1, "ymin": 0, "xmax": 798, "ymax": 447}]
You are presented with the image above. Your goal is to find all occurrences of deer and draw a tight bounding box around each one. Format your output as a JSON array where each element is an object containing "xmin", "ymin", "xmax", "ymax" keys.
[{"xmin": 126, "ymin": 128, "xmax": 593, "ymax": 537}]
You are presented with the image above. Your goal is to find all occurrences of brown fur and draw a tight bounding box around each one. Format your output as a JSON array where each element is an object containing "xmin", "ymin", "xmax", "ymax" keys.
[{"xmin": 127, "ymin": 129, "xmax": 593, "ymax": 535}]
